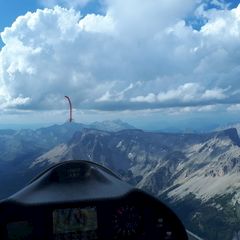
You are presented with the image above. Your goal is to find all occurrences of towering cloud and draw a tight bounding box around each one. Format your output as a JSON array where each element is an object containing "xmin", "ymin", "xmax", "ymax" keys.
[{"xmin": 0, "ymin": 1, "xmax": 240, "ymax": 112}]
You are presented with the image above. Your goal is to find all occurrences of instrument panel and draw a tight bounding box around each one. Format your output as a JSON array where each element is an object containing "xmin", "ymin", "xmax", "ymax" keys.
[
  {"xmin": 0, "ymin": 160, "xmax": 188, "ymax": 240},
  {"xmin": 1, "ymin": 191, "xmax": 186, "ymax": 240}
]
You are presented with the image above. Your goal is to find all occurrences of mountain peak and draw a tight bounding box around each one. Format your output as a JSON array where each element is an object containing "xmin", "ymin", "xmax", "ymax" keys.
[
  {"xmin": 215, "ymin": 128, "xmax": 240, "ymax": 146},
  {"xmin": 89, "ymin": 119, "xmax": 136, "ymax": 132}
]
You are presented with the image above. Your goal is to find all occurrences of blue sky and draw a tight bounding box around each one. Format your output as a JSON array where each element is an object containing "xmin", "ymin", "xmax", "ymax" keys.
[
  {"xmin": 0, "ymin": 1, "xmax": 36, "ymax": 47},
  {"xmin": 0, "ymin": 1, "xmax": 39, "ymax": 31},
  {"xmin": 1, "ymin": 0, "xmax": 240, "ymax": 131}
]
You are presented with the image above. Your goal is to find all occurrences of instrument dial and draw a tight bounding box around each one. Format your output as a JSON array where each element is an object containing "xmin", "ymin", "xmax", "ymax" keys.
[{"xmin": 112, "ymin": 205, "xmax": 142, "ymax": 239}]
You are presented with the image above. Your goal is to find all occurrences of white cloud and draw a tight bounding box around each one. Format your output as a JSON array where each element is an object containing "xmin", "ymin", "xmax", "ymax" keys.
[
  {"xmin": 131, "ymin": 93, "xmax": 156, "ymax": 104},
  {"xmin": 227, "ymin": 104, "xmax": 240, "ymax": 112},
  {"xmin": 157, "ymin": 83, "xmax": 200, "ymax": 102},
  {"xmin": 0, "ymin": 2, "xmax": 240, "ymax": 114},
  {"xmin": 131, "ymin": 83, "xmax": 227, "ymax": 103},
  {"xmin": 201, "ymin": 6, "xmax": 240, "ymax": 37},
  {"xmin": 201, "ymin": 88, "xmax": 227, "ymax": 100},
  {"xmin": 96, "ymin": 83, "xmax": 135, "ymax": 102},
  {"xmin": 2, "ymin": 96, "xmax": 31, "ymax": 108},
  {"xmin": 79, "ymin": 13, "xmax": 115, "ymax": 33}
]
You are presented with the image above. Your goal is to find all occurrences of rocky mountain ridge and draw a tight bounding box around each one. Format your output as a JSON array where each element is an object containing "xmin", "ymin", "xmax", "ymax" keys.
[
  {"xmin": 31, "ymin": 127, "xmax": 240, "ymax": 199},
  {"xmin": 0, "ymin": 124, "xmax": 240, "ymax": 239},
  {"xmin": 0, "ymin": 120, "xmax": 135, "ymax": 199},
  {"xmin": 29, "ymin": 127, "xmax": 240, "ymax": 239}
]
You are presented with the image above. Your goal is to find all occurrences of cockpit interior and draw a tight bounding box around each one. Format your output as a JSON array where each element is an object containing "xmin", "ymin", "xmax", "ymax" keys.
[{"xmin": 0, "ymin": 160, "xmax": 188, "ymax": 240}]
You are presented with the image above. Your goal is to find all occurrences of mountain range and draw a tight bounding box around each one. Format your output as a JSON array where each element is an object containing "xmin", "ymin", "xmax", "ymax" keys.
[
  {"xmin": 0, "ymin": 120, "xmax": 135, "ymax": 198},
  {"xmin": 0, "ymin": 120, "xmax": 240, "ymax": 239}
]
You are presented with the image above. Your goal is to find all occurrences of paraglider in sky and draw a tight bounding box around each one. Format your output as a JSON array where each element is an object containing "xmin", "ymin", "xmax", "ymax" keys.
[{"xmin": 64, "ymin": 96, "xmax": 73, "ymax": 122}]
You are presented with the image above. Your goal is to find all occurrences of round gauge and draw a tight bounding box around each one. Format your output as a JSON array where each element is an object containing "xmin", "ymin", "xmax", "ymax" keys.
[{"xmin": 112, "ymin": 205, "xmax": 142, "ymax": 239}]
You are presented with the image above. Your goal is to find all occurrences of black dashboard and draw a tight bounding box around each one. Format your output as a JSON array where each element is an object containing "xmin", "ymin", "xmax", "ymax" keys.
[{"xmin": 0, "ymin": 160, "xmax": 188, "ymax": 240}]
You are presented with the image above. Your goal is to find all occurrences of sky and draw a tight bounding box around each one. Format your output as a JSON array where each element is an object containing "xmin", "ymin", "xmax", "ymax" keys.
[{"xmin": 1, "ymin": 0, "xmax": 240, "ymax": 131}]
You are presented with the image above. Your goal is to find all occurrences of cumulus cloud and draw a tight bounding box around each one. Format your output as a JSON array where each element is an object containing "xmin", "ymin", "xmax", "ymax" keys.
[
  {"xmin": 130, "ymin": 83, "xmax": 227, "ymax": 104},
  {"xmin": 1, "ymin": 1, "xmax": 240, "ymax": 113},
  {"xmin": 227, "ymin": 104, "xmax": 240, "ymax": 112},
  {"xmin": 79, "ymin": 13, "xmax": 115, "ymax": 33}
]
